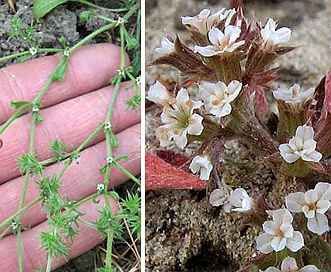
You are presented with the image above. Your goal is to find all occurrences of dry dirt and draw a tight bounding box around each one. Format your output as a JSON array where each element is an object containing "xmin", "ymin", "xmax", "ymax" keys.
[{"xmin": 145, "ymin": 0, "xmax": 331, "ymax": 271}]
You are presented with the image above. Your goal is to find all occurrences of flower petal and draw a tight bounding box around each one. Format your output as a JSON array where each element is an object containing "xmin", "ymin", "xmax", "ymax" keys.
[
  {"xmin": 307, "ymin": 214, "xmax": 329, "ymax": 235},
  {"xmin": 256, "ymin": 233, "xmax": 274, "ymax": 254},
  {"xmin": 286, "ymin": 231, "xmax": 304, "ymax": 252},
  {"xmin": 286, "ymin": 192, "xmax": 305, "ymax": 213}
]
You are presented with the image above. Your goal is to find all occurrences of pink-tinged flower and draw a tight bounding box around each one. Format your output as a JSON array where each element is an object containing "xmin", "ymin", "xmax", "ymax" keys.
[
  {"xmin": 156, "ymin": 88, "xmax": 204, "ymax": 149},
  {"xmin": 286, "ymin": 182, "xmax": 331, "ymax": 235},
  {"xmin": 147, "ymin": 81, "xmax": 173, "ymax": 107},
  {"xmin": 189, "ymin": 155, "xmax": 213, "ymax": 180},
  {"xmin": 181, "ymin": 8, "xmax": 236, "ymax": 35},
  {"xmin": 198, "ymin": 80, "xmax": 242, "ymax": 117},
  {"xmin": 262, "ymin": 256, "xmax": 320, "ymax": 272},
  {"xmin": 261, "ymin": 18, "xmax": 292, "ymax": 51},
  {"xmin": 279, "ymin": 125, "xmax": 322, "ymax": 163},
  {"xmin": 229, "ymin": 188, "xmax": 253, "ymax": 212},
  {"xmin": 155, "ymin": 37, "xmax": 175, "ymax": 55},
  {"xmin": 194, "ymin": 26, "xmax": 245, "ymax": 57},
  {"xmin": 256, "ymin": 209, "xmax": 304, "ymax": 254},
  {"xmin": 273, "ymin": 84, "xmax": 314, "ymax": 105}
]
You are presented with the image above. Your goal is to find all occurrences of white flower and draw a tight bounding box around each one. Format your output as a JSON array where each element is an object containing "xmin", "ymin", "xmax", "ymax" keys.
[
  {"xmin": 256, "ymin": 209, "xmax": 304, "ymax": 254},
  {"xmin": 155, "ymin": 37, "xmax": 175, "ymax": 55},
  {"xmin": 156, "ymin": 88, "xmax": 204, "ymax": 149},
  {"xmin": 273, "ymin": 84, "xmax": 314, "ymax": 105},
  {"xmin": 261, "ymin": 18, "xmax": 292, "ymax": 51},
  {"xmin": 194, "ymin": 26, "xmax": 245, "ymax": 57},
  {"xmin": 97, "ymin": 183, "xmax": 105, "ymax": 191},
  {"xmin": 147, "ymin": 81, "xmax": 173, "ymax": 107},
  {"xmin": 229, "ymin": 188, "xmax": 253, "ymax": 212},
  {"xmin": 29, "ymin": 47, "xmax": 37, "ymax": 55},
  {"xmin": 198, "ymin": 80, "xmax": 242, "ymax": 117},
  {"xmin": 279, "ymin": 125, "xmax": 322, "ymax": 163},
  {"xmin": 189, "ymin": 155, "xmax": 213, "ymax": 180},
  {"xmin": 209, "ymin": 187, "xmax": 232, "ymax": 212},
  {"xmin": 181, "ymin": 8, "xmax": 233, "ymax": 35},
  {"xmin": 262, "ymin": 256, "xmax": 320, "ymax": 272},
  {"xmin": 286, "ymin": 182, "xmax": 331, "ymax": 235}
]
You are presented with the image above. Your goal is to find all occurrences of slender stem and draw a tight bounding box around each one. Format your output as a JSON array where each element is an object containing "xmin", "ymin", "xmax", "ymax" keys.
[
  {"xmin": 76, "ymin": 124, "xmax": 104, "ymax": 153},
  {"xmin": 75, "ymin": 0, "xmax": 128, "ymax": 12},
  {"xmin": 0, "ymin": 197, "xmax": 42, "ymax": 230},
  {"xmin": 45, "ymin": 255, "xmax": 52, "ymax": 272},
  {"xmin": 69, "ymin": 23, "xmax": 116, "ymax": 53},
  {"xmin": 17, "ymin": 172, "xmax": 31, "ymax": 272},
  {"xmin": 0, "ymin": 104, "xmax": 32, "ymax": 134},
  {"xmin": 105, "ymin": 227, "xmax": 114, "ymax": 270},
  {"xmin": 0, "ymin": 51, "xmax": 29, "ymax": 62},
  {"xmin": 113, "ymin": 161, "xmax": 140, "ymax": 185}
]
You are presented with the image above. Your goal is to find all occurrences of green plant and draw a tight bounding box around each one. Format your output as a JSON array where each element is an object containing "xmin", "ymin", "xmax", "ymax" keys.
[
  {"xmin": 146, "ymin": 6, "xmax": 331, "ymax": 271},
  {"xmin": 0, "ymin": 1, "xmax": 141, "ymax": 271}
]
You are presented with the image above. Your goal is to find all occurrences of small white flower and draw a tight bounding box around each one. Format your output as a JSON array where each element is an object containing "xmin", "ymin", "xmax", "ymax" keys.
[
  {"xmin": 135, "ymin": 75, "xmax": 141, "ymax": 85},
  {"xmin": 32, "ymin": 106, "xmax": 40, "ymax": 112},
  {"xmin": 156, "ymin": 88, "xmax": 204, "ymax": 149},
  {"xmin": 29, "ymin": 47, "xmax": 37, "ymax": 55},
  {"xmin": 106, "ymin": 156, "xmax": 114, "ymax": 164},
  {"xmin": 256, "ymin": 209, "xmax": 304, "ymax": 254},
  {"xmin": 147, "ymin": 81, "xmax": 173, "ymax": 107},
  {"xmin": 116, "ymin": 16, "xmax": 125, "ymax": 25},
  {"xmin": 198, "ymin": 80, "xmax": 242, "ymax": 117},
  {"xmin": 262, "ymin": 256, "xmax": 320, "ymax": 272},
  {"xmin": 63, "ymin": 49, "xmax": 70, "ymax": 57},
  {"xmin": 286, "ymin": 182, "xmax": 331, "ymax": 235},
  {"xmin": 155, "ymin": 37, "xmax": 175, "ymax": 55},
  {"xmin": 261, "ymin": 18, "xmax": 292, "ymax": 51},
  {"xmin": 194, "ymin": 26, "xmax": 244, "ymax": 57},
  {"xmin": 273, "ymin": 84, "xmax": 314, "ymax": 105},
  {"xmin": 279, "ymin": 125, "xmax": 322, "ymax": 163},
  {"xmin": 117, "ymin": 68, "xmax": 125, "ymax": 77},
  {"xmin": 105, "ymin": 122, "xmax": 114, "ymax": 130},
  {"xmin": 209, "ymin": 187, "xmax": 232, "ymax": 212},
  {"xmin": 73, "ymin": 154, "xmax": 80, "ymax": 164},
  {"xmin": 97, "ymin": 183, "xmax": 105, "ymax": 191},
  {"xmin": 11, "ymin": 221, "xmax": 19, "ymax": 231},
  {"xmin": 182, "ymin": 8, "xmax": 238, "ymax": 34},
  {"xmin": 189, "ymin": 155, "xmax": 213, "ymax": 180},
  {"xmin": 229, "ymin": 188, "xmax": 253, "ymax": 212},
  {"xmin": 181, "ymin": 8, "xmax": 222, "ymax": 34}
]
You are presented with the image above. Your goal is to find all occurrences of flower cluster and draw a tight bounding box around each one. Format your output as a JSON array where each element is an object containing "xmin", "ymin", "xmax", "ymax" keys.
[
  {"xmin": 262, "ymin": 256, "xmax": 319, "ymax": 272},
  {"xmin": 256, "ymin": 209, "xmax": 304, "ymax": 254},
  {"xmin": 147, "ymin": 5, "xmax": 331, "ymax": 271},
  {"xmin": 286, "ymin": 182, "xmax": 331, "ymax": 235}
]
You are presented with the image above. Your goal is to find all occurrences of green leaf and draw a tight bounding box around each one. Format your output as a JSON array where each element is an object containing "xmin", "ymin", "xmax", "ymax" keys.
[
  {"xmin": 52, "ymin": 57, "xmax": 68, "ymax": 82},
  {"xmin": 10, "ymin": 101, "xmax": 31, "ymax": 109},
  {"xmin": 33, "ymin": 0, "xmax": 69, "ymax": 21},
  {"xmin": 130, "ymin": 51, "xmax": 141, "ymax": 76},
  {"xmin": 124, "ymin": 30, "xmax": 139, "ymax": 50},
  {"xmin": 115, "ymin": 155, "xmax": 128, "ymax": 161},
  {"xmin": 18, "ymin": 54, "xmax": 31, "ymax": 63},
  {"xmin": 34, "ymin": 111, "xmax": 43, "ymax": 123}
]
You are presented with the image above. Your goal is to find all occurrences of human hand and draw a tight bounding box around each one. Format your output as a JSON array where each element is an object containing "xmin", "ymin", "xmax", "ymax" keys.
[{"xmin": 0, "ymin": 44, "xmax": 141, "ymax": 271}]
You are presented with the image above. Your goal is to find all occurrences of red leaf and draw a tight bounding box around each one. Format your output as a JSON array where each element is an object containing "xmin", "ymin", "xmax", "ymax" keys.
[{"xmin": 145, "ymin": 152, "xmax": 207, "ymax": 190}]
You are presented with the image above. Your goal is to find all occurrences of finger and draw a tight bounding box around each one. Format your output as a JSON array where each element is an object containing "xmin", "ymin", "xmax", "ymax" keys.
[
  {"xmin": 0, "ymin": 123, "xmax": 141, "ymax": 233},
  {"xmin": 0, "ymin": 81, "xmax": 140, "ymax": 183},
  {"xmin": 0, "ymin": 43, "xmax": 130, "ymax": 124},
  {"xmin": 0, "ymin": 194, "xmax": 119, "ymax": 271}
]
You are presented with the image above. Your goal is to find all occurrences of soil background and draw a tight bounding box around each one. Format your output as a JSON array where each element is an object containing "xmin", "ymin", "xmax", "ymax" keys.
[
  {"xmin": 145, "ymin": 0, "xmax": 331, "ymax": 271},
  {"xmin": 0, "ymin": 0, "xmax": 139, "ymax": 271}
]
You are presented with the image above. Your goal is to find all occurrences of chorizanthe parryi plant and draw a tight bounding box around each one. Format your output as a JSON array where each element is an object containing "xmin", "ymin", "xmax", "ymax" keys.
[{"xmin": 146, "ymin": 6, "xmax": 331, "ymax": 272}]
